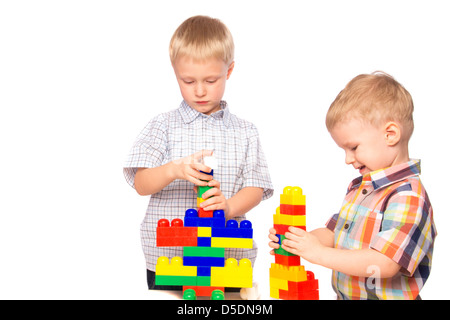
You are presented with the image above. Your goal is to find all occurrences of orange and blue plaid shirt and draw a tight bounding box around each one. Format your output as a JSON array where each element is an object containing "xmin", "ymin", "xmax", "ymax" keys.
[{"xmin": 326, "ymin": 159, "xmax": 437, "ymax": 299}]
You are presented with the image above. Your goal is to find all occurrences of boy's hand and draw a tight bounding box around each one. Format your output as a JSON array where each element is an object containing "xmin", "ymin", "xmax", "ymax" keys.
[
  {"xmin": 268, "ymin": 227, "xmax": 281, "ymax": 253},
  {"xmin": 283, "ymin": 226, "xmax": 324, "ymax": 265},
  {"xmin": 268, "ymin": 226, "xmax": 324, "ymax": 265},
  {"xmin": 170, "ymin": 150, "xmax": 214, "ymax": 186},
  {"xmin": 198, "ymin": 179, "xmax": 230, "ymax": 217}
]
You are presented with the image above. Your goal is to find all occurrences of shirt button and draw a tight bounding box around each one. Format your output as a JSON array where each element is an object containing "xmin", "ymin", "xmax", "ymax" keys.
[
  {"xmin": 344, "ymin": 223, "xmax": 350, "ymax": 229},
  {"xmin": 362, "ymin": 189, "xmax": 368, "ymax": 195}
]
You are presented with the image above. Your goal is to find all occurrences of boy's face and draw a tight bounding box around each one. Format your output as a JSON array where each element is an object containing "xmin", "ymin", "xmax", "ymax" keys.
[
  {"xmin": 172, "ymin": 56, "xmax": 234, "ymax": 115},
  {"xmin": 329, "ymin": 118, "xmax": 403, "ymax": 176}
]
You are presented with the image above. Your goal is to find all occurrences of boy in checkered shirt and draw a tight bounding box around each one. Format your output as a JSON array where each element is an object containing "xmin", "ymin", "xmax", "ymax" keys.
[
  {"xmin": 269, "ymin": 72, "xmax": 437, "ymax": 299},
  {"xmin": 124, "ymin": 16, "xmax": 273, "ymax": 290}
]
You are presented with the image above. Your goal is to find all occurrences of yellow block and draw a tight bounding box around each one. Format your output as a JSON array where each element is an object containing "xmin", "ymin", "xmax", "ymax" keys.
[
  {"xmin": 197, "ymin": 197, "xmax": 205, "ymax": 207},
  {"xmin": 269, "ymin": 263, "xmax": 307, "ymax": 282},
  {"xmin": 270, "ymin": 287, "xmax": 280, "ymax": 299},
  {"xmin": 273, "ymin": 213, "xmax": 306, "ymax": 227},
  {"xmin": 155, "ymin": 256, "xmax": 197, "ymax": 277},
  {"xmin": 270, "ymin": 276, "xmax": 288, "ymax": 290},
  {"xmin": 211, "ymin": 258, "xmax": 252, "ymax": 288},
  {"xmin": 198, "ymin": 227, "xmax": 211, "ymax": 237},
  {"xmin": 280, "ymin": 186, "xmax": 305, "ymax": 205},
  {"xmin": 211, "ymin": 237, "xmax": 253, "ymax": 249}
]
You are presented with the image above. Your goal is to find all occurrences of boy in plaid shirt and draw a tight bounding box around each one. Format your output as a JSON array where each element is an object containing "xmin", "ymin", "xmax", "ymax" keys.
[{"xmin": 269, "ymin": 72, "xmax": 437, "ymax": 299}]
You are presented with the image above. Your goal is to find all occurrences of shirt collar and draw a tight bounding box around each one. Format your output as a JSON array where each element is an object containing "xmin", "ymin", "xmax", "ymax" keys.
[
  {"xmin": 347, "ymin": 159, "xmax": 421, "ymax": 192},
  {"xmin": 178, "ymin": 100, "xmax": 231, "ymax": 127}
]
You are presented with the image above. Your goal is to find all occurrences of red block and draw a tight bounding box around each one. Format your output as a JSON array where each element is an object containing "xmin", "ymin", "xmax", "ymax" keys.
[
  {"xmin": 275, "ymin": 254, "xmax": 301, "ymax": 266},
  {"xmin": 156, "ymin": 218, "xmax": 198, "ymax": 247},
  {"xmin": 183, "ymin": 286, "xmax": 224, "ymax": 297},
  {"xmin": 288, "ymin": 278, "xmax": 319, "ymax": 292},
  {"xmin": 274, "ymin": 224, "xmax": 306, "ymax": 235},
  {"xmin": 280, "ymin": 204, "xmax": 305, "ymax": 215},
  {"xmin": 198, "ymin": 207, "xmax": 214, "ymax": 218}
]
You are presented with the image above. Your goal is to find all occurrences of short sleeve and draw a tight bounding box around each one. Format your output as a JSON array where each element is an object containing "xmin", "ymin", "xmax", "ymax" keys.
[
  {"xmin": 326, "ymin": 213, "xmax": 340, "ymax": 231},
  {"xmin": 241, "ymin": 125, "xmax": 273, "ymax": 200},
  {"xmin": 370, "ymin": 188, "xmax": 435, "ymax": 276},
  {"xmin": 123, "ymin": 115, "xmax": 168, "ymax": 188}
]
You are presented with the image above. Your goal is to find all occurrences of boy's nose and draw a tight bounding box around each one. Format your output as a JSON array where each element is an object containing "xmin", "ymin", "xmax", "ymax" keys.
[
  {"xmin": 195, "ymin": 83, "xmax": 206, "ymax": 97},
  {"xmin": 345, "ymin": 151, "xmax": 354, "ymax": 165}
]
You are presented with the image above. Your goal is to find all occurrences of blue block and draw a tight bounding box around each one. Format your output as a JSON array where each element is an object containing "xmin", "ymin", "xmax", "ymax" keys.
[
  {"xmin": 184, "ymin": 209, "xmax": 225, "ymax": 227},
  {"xmin": 197, "ymin": 266, "xmax": 211, "ymax": 276},
  {"xmin": 183, "ymin": 256, "xmax": 225, "ymax": 267},
  {"xmin": 197, "ymin": 237, "xmax": 212, "ymax": 247},
  {"xmin": 200, "ymin": 170, "xmax": 214, "ymax": 176},
  {"xmin": 211, "ymin": 219, "xmax": 253, "ymax": 238}
]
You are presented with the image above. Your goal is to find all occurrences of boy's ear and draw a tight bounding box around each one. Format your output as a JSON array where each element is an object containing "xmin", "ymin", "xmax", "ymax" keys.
[
  {"xmin": 384, "ymin": 121, "xmax": 402, "ymax": 146},
  {"xmin": 226, "ymin": 61, "xmax": 235, "ymax": 80}
]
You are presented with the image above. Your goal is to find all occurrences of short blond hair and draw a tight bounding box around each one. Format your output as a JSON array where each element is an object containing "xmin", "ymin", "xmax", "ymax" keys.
[
  {"xmin": 326, "ymin": 71, "xmax": 414, "ymax": 140},
  {"xmin": 169, "ymin": 15, "xmax": 234, "ymax": 65}
]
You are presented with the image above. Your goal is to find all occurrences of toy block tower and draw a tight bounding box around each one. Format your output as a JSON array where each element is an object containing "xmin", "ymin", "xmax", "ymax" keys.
[
  {"xmin": 269, "ymin": 186, "xmax": 319, "ymax": 300},
  {"xmin": 154, "ymin": 155, "xmax": 256, "ymax": 300}
]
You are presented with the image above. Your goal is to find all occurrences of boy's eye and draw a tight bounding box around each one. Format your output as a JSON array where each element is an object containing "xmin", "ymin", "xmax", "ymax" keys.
[
  {"xmin": 206, "ymin": 79, "xmax": 217, "ymax": 84},
  {"xmin": 183, "ymin": 80, "xmax": 194, "ymax": 84},
  {"xmin": 351, "ymin": 146, "xmax": 358, "ymax": 151}
]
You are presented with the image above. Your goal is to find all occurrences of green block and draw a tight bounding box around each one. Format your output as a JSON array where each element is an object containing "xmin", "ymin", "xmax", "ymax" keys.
[
  {"xmin": 198, "ymin": 185, "xmax": 212, "ymax": 198},
  {"xmin": 183, "ymin": 247, "xmax": 225, "ymax": 257},
  {"xmin": 274, "ymin": 235, "xmax": 296, "ymax": 256},
  {"xmin": 155, "ymin": 275, "xmax": 197, "ymax": 286},
  {"xmin": 196, "ymin": 276, "xmax": 211, "ymax": 286}
]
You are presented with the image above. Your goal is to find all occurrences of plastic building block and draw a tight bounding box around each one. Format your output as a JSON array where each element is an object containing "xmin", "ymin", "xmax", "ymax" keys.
[
  {"xmin": 280, "ymin": 186, "xmax": 305, "ymax": 205},
  {"xmin": 197, "ymin": 237, "xmax": 212, "ymax": 247},
  {"xmin": 274, "ymin": 253, "xmax": 301, "ymax": 266},
  {"xmin": 211, "ymin": 258, "xmax": 252, "ymax": 288},
  {"xmin": 183, "ymin": 247, "xmax": 225, "ymax": 258},
  {"xmin": 184, "ymin": 209, "xmax": 225, "ymax": 228},
  {"xmin": 211, "ymin": 220, "xmax": 253, "ymax": 238},
  {"xmin": 273, "ymin": 223, "xmax": 306, "ymax": 235},
  {"xmin": 211, "ymin": 237, "xmax": 253, "ymax": 249},
  {"xmin": 269, "ymin": 263, "xmax": 307, "ymax": 282},
  {"xmin": 197, "ymin": 266, "xmax": 211, "ymax": 276},
  {"xmin": 280, "ymin": 204, "xmax": 305, "ymax": 215},
  {"xmin": 197, "ymin": 227, "xmax": 212, "ymax": 237},
  {"xmin": 155, "ymin": 159, "xmax": 257, "ymax": 300},
  {"xmin": 269, "ymin": 186, "xmax": 319, "ymax": 300},
  {"xmin": 273, "ymin": 210, "xmax": 306, "ymax": 227},
  {"xmin": 211, "ymin": 289, "xmax": 225, "ymax": 300},
  {"xmin": 156, "ymin": 219, "xmax": 198, "ymax": 247},
  {"xmin": 155, "ymin": 256, "xmax": 197, "ymax": 276},
  {"xmin": 155, "ymin": 275, "xmax": 197, "ymax": 286},
  {"xmin": 198, "ymin": 207, "xmax": 213, "ymax": 218},
  {"xmin": 183, "ymin": 256, "xmax": 225, "ymax": 267},
  {"xmin": 197, "ymin": 197, "xmax": 205, "ymax": 207},
  {"xmin": 183, "ymin": 286, "xmax": 224, "ymax": 297},
  {"xmin": 198, "ymin": 185, "xmax": 212, "ymax": 198},
  {"xmin": 183, "ymin": 288, "xmax": 197, "ymax": 300}
]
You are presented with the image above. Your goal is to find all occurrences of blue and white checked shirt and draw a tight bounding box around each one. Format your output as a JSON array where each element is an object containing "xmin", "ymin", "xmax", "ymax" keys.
[{"xmin": 124, "ymin": 101, "xmax": 273, "ymax": 271}]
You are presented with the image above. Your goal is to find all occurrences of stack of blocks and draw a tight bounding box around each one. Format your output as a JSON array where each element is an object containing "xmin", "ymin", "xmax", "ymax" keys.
[
  {"xmin": 269, "ymin": 186, "xmax": 319, "ymax": 300},
  {"xmin": 155, "ymin": 167, "xmax": 253, "ymax": 300}
]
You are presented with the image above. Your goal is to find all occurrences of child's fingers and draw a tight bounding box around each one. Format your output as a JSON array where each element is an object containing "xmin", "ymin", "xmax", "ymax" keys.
[
  {"xmin": 288, "ymin": 226, "xmax": 306, "ymax": 236},
  {"xmin": 268, "ymin": 232, "xmax": 279, "ymax": 242},
  {"xmin": 191, "ymin": 163, "xmax": 213, "ymax": 178},
  {"xmin": 268, "ymin": 240, "xmax": 279, "ymax": 249},
  {"xmin": 202, "ymin": 186, "xmax": 221, "ymax": 199},
  {"xmin": 190, "ymin": 149, "xmax": 213, "ymax": 163},
  {"xmin": 207, "ymin": 179, "xmax": 220, "ymax": 188}
]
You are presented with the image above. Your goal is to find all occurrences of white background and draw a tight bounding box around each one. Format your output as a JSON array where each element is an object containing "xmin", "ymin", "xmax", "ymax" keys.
[{"xmin": 1, "ymin": 0, "xmax": 449, "ymax": 299}]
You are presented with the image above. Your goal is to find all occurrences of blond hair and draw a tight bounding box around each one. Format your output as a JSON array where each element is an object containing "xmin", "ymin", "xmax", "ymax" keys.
[
  {"xmin": 169, "ymin": 15, "xmax": 234, "ymax": 65},
  {"xmin": 326, "ymin": 71, "xmax": 414, "ymax": 140}
]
